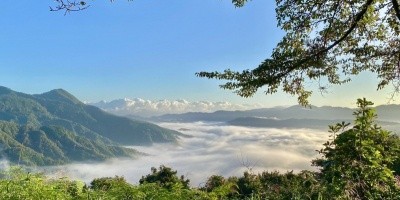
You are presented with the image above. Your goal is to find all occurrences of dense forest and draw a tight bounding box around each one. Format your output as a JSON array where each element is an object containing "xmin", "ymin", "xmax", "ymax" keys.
[
  {"xmin": 1, "ymin": 98, "xmax": 400, "ymax": 199},
  {"xmin": 0, "ymin": 87, "xmax": 183, "ymax": 165}
]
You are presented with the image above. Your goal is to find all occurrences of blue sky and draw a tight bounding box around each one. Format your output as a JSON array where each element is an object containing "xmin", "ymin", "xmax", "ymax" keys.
[{"xmin": 0, "ymin": 0, "xmax": 395, "ymax": 107}]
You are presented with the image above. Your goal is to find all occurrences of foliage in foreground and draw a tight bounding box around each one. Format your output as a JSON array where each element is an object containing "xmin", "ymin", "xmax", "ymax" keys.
[
  {"xmin": 313, "ymin": 98, "xmax": 400, "ymax": 199},
  {"xmin": 0, "ymin": 98, "xmax": 400, "ymax": 199},
  {"xmin": 198, "ymin": 0, "xmax": 400, "ymax": 106},
  {"xmin": 0, "ymin": 166, "xmax": 323, "ymax": 200}
]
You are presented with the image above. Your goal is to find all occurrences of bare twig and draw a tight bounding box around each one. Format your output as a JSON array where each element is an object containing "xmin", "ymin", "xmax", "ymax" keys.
[{"xmin": 50, "ymin": 0, "xmax": 90, "ymax": 15}]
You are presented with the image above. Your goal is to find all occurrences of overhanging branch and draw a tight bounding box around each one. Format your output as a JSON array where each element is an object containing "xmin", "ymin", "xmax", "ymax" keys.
[
  {"xmin": 392, "ymin": 0, "xmax": 400, "ymax": 21},
  {"xmin": 273, "ymin": 0, "xmax": 375, "ymax": 80}
]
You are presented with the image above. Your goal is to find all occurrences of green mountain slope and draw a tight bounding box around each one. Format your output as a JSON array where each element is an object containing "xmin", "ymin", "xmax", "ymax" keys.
[
  {"xmin": 33, "ymin": 88, "xmax": 182, "ymax": 145},
  {"xmin": 0, "ymin": 121, "xmax": 139, "ymax": 165},
  {"xmin": 0, "ymin": 86, "xmax": 182, "ymax": 165}
]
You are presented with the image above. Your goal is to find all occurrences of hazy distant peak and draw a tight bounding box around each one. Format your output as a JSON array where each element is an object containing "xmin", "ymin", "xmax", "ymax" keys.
[
  {"xmin": 90, "ymin": 98, "xmax": 263, "ymax": 117},
  {"xmin": 376, "ymin": 104, "xmax": 400, "ymax": 109}
]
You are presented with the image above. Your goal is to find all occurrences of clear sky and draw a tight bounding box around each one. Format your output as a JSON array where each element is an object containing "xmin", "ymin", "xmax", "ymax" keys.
[{"xmin": 0, "ymin": 0, "xmax": 397, "ymax": 107}]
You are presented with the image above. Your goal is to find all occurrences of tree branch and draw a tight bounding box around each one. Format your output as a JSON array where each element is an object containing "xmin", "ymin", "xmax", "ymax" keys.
[
  {"xmin": 50, "ymin": 0, "xmax": 90, "ymax": 15},
  {"xmin": 274, "ymin": 0, "xmax": 375, "ymax": 80},
  {"xmin": 392, "ymin": 0, "xmax": 400, "ymax": 21}
]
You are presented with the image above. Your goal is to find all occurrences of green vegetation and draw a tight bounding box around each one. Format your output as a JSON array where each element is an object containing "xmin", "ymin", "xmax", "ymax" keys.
[
  {"xmin": 197, "ymin": 0, "xmax": 400, "ymax": 105},
  {"xmin": 139, "ymin": 165, "xmax": 190, "ymax": 190},
  {"xmin": 312, "ymin": 98, "xmax": 400, "ymax": 199},
  {"xmin": 0, "ymin": 98, "xmax": 399, "ymax": 199},
  {"xmin": 0, "ymin": 165, "xmax": 323, "ymax": 200},
  {"xmin": 0, "ymin": 87, "xmax": 183, "ymax": 165},
  {"xmin": 0, "ymin": 120, "xmax": 139, "ymax": 166}
]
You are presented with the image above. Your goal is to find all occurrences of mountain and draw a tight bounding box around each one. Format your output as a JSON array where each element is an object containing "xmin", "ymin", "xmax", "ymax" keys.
[
  {"xmin": 0, "ymin": 86, "xmax": 183, "ymax": 165},
  {"xmin": 151, "ymin": 105, "xmax": 355, "ymax": 122},
  {"xmin": 151, "ymin": 104, "xmax": 400, "ymax": 123},
  {"xmin": 0, "ymin": 121, "xmax": 141, "ymax": 166},
  {"xmin": 227, "ymin": 117, "xmax": 341, "ymax": 129},
  {"xmin": 227, "ymin": 117, "xmax": 400, "ymax": 132},
  {"xmin": 149, "ymin": 104, "xmax": 400, "ymax": 133},
  {"xmin": 375, "ymin": 104, "xmax": 400, "ymax": 122},
  {"xmin": 90, "ymin": 98, "xmax": 261, "ymax": 117}
]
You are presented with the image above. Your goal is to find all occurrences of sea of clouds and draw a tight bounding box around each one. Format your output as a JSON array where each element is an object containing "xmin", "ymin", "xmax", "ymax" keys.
[
  {"xmin": 43, "ymin": 122, "xmax": 329, "ymax": 187},
  {"xmin": 90, "ymin": 98, "xmax": 264, "ymax": 117}
]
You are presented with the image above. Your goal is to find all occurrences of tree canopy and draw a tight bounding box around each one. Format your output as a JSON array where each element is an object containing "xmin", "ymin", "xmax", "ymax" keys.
[{"xmin": 197, "ymin": 0, "xmax": 400, "ymax": 105}]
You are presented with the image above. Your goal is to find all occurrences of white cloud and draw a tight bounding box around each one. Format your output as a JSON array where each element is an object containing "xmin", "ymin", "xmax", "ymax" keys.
[
  {"xmin": 43, "ymin": 122, "xmax": 329, "ymax": 187},
  {"xmin": 89, "ymin": 98, "xmax": 264, "ymax": 117}
]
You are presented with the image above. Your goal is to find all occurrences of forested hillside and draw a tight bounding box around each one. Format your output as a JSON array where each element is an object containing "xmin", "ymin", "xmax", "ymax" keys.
[{"xmin": 0, "ymin": 86, "xmax": 183, "ymax": 165}]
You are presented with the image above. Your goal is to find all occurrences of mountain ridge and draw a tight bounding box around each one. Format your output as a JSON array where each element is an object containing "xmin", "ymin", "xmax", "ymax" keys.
[
  {"xmin": 90, "ymin": 98, "xmax": 262, "ymax": 117},
  {"xmin": 0, "ymin": 86, "xmax": 183, "ymax": 165},
  {"xmin": 150, "ymin": 104, "xmax": 400, "ymax": 123},
  {"xmin": 227, "ymin": 117, "xmax": 400, "ymax": 132}
]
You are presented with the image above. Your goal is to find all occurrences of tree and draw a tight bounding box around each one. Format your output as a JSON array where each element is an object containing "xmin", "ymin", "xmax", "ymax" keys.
[
  {"xmin": 90, "ymin": 176, "xmax": 129, "ymax": 191},
  {"xmin": 89, "ymin": 176, "xmax": 138, "ymax": 199},
  {"xmin": 203, "ymin": 175, "xmax": 226, "ymax": 192},
  {"xmin": 197, "ymin": 0, "xmax": 400, "ymax": 105},
  {"xmin": 139, "ymin": 165, "xmax": 190, "ymax": 190},
  {"xmin": 312, "ymin": 98, "xmax": 400, "ymax": 199}
]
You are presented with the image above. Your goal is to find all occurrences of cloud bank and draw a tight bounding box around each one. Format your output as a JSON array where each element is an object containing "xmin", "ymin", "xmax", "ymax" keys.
[
  {"xmin": 89, "ymin": 98, "xmax": 264, "ymax": 117},
  {"xmin": 43, "ymin": 122, "xmax": 329, "ymax": 186}
]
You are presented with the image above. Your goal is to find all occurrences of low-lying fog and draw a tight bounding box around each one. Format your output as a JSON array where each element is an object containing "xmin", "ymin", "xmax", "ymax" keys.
[{"xmin": 44, "ymin": 122, "xmax": 329, "ymax": 186}]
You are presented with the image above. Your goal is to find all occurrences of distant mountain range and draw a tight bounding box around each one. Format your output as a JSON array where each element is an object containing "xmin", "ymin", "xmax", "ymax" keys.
[
  {"xmin": 150, "ymin": 104, "xmax": 400, "ymax": 122},
  {"xmin": 0, "ymin": 86, "xmax": 183, "ymax": 165},
  {"xmin": 227, "ymin": 117, "xmax": 400, "ymax": 131},
  {"xmin": 90, "ymin": 98, "xmax": 262, "ymax": 117},
  {"xmin": 147, "ymin": 104, "xmax": 400, "ymax": 132}
]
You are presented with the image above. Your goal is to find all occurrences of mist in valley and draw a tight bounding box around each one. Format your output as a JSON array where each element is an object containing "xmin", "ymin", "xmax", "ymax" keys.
[{"xmin": 43, "ymin": 122, "xmax": 329, "ymax": 186}]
